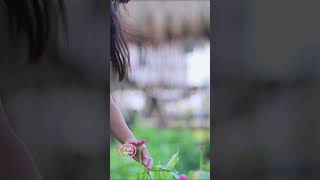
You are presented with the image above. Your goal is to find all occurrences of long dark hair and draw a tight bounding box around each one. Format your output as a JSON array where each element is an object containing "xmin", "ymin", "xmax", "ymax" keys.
[
  {"xmin": 110, "ymin": 0, "xmax": 130, "ymax": 81},
  {"xmin": 3, "ymin": 0, "xmax": 130, "ymax": 80},
  {"xmin": 2, "ymin": 0, "xmax": 65, "ymax": 63}
]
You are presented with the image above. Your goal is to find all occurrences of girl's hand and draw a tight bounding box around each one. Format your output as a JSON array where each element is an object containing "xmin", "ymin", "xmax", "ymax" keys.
[{"xmin": 124, "ymin": 138, "xmax": 153, "ymax": 171}]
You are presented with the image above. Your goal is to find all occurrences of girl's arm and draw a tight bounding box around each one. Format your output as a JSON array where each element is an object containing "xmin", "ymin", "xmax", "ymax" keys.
[
  {"xmin": 0, "ymin": 100, "xmax": 42, "ymax": 180},
  {"xmin": 110, "ymin": 95, "xmax": 135, "ymax": 144},
  {"xmin": 110, "ymin": 95, "xmax": 153, "ymax": 170}
]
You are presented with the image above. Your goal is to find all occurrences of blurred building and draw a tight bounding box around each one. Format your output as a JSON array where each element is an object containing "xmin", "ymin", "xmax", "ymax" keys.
[{"xmin": 120, "ymin": 1, "xmax": 210, "ymax": 44}]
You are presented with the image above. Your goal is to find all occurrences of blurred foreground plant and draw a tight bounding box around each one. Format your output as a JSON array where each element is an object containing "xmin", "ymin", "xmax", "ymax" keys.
[{"xmin": 136, "ymin": 151, "xmax": 210, "ymax": 180}]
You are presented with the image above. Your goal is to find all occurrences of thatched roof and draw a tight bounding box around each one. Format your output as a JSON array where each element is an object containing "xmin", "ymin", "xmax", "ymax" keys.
[{"xmin": 119, "ymin": 1, "xmax": 210, "ymax": 43}]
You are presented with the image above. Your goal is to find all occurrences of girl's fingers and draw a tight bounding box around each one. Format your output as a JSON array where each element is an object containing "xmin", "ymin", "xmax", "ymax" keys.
[
  {"xmin": 146, "ymin": 157, "xmax": 153, "ymax": 171},
  {"xmin": 141, "ymin": 146, "xmax": 149, "ymax": 165},
  {"xmin": 129, "ymin": 143, "xmax": 152, "ymax": 168}
]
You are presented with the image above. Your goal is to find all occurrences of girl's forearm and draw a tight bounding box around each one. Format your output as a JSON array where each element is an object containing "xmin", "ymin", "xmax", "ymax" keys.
[{"xmin": 110, "ymin": 95, "xmax": 136, "ymax": 144}]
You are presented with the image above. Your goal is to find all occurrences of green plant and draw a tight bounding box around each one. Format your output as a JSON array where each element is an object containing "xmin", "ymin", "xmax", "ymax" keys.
[{"xmin": 137, "ymin": 151, "xmax": 184, "ymax": 180}]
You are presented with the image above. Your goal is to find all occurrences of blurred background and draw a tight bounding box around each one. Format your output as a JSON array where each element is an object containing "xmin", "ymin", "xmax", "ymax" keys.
[
  {"xmin": 0, "ymin": 0, "xmax": 109, "ymax": 179},
  {"xmin": 110, "ymin": 1, "xmax": 210, "ymax": 180},
  {"xmin": 215, "ymin": 0, "xmax": 320, "ymax": 179}
]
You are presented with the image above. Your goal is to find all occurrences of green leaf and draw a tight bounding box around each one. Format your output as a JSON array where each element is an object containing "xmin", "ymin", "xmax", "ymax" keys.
[
  {"xmin": 155, "ymin": 165, "xmax": 180, "ymax": 176},
  {"xmin": 171, "ymin": 172, "xmax": 180, "ymax": 179},
  {"xmin": 166, "ymin": 151, "xmax": 179, "ymax": 168}
]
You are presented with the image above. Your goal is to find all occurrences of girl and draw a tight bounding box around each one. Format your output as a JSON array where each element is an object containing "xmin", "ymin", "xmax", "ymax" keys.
[
  {"xmin": 110, "ymin": 0, "xmax": 153, "ymax": 171},
  {"xmin": 0, "ymin": 0, "xmax": 152, "ymax": 179}
]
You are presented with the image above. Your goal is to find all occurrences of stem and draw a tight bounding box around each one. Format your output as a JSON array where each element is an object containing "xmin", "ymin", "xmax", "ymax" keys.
[
  {"xmin": 147, "ymin": 172, "xmax": 152, "ymax": 180},
  {"xmin": 138, "ymin": 146, "xmax": 152, "ymax": 180},
  {"xmin": 200, "ymin": 151, "xmax": 203, "ymax": 171}
]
